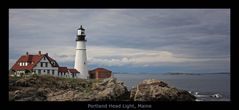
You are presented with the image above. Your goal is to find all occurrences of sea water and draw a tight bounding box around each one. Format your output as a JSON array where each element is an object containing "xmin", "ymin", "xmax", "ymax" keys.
[{"xmin": 114, "ymin": 73, "xmax": 230, "ymax": 101}]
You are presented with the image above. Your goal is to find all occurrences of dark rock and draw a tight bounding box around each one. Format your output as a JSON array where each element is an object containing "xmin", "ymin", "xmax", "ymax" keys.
[{"xmin": 130, "ymin": 79, "xmax": 196, "ymax": 101}]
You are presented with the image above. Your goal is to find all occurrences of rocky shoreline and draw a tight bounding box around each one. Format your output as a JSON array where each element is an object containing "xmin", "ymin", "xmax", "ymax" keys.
[{"xmin": 9, "ymin": 75, "xmax": 195, "ymax": 101}]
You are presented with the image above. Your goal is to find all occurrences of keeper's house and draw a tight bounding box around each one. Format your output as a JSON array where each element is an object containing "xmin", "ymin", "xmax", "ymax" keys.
[
  {"xmin": 89, "ymin": 68, "xmax": 112, "ymax": 79},
  {"xmin": 10, "ymin": 51, "xmax": 80, "ymax": 78}
]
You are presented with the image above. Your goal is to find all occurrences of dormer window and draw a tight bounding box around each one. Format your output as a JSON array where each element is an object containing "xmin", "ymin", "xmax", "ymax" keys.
[
  {"xmin": 19, "ymin": 62, "xmax": 28, "ymax": 66},
  {"xmin": 51, "ymin": 61, "xmax": 55, "ymax": 66}
]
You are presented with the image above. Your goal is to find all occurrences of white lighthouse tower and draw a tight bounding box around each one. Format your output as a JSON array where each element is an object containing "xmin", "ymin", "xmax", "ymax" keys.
[{"xmin": 74, "ymin": 25, "xmax": 89, "ymax": 79}]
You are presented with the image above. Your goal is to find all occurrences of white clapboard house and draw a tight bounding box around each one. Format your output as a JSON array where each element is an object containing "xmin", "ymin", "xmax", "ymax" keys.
[{"xmin": 10, "ymin": 51, "xmax": 80, "ymax": 78}]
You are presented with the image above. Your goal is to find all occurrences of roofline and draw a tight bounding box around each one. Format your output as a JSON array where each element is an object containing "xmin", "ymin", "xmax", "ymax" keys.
[{"xmin": 11, "ymin": 53, "xmax": 59, "ymax": 70}]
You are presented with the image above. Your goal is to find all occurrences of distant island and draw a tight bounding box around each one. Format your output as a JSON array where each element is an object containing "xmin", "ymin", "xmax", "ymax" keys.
[
  {"xmin": 113, "ymin": 72, "xmax": 230, "ymax": 75},
  {"xmin": 163, "ymin": 73, "xmax": 198, "ymax": 75},
  {"xmin": 163, "ymin": 72, "xmax": 230, "ymax": 75}
]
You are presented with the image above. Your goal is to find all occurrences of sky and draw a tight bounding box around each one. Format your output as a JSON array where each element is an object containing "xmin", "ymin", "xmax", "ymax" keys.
[{"xmin": 9, "ymin": 9, "xmax": 230, "ymax": 73}]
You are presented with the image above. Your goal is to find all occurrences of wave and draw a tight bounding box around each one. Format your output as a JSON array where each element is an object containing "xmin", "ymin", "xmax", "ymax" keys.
[{"xmin": 188, "ymin": 91, "xmax": 227, "ymax": 101}]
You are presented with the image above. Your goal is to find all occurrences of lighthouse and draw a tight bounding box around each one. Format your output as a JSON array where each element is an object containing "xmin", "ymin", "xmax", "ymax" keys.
[{"xmin": 74, "ymin": 25, "xmax": 89, "ymax": 79}]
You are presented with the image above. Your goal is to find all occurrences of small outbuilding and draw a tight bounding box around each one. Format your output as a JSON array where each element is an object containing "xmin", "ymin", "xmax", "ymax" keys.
[{"xmin": 89, "ymin": 68, "xmax": 112, "ymax": 79}]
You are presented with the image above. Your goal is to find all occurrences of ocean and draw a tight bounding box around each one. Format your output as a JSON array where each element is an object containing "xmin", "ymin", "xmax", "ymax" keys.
[{"xmin": 114, "ymin": 73, "xmax": 230, "ymax": 101}]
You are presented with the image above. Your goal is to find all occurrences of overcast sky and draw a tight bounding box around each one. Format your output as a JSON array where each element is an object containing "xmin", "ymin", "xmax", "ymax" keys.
[{"xmin": 9, "ymin": 9, "xmax": 230, "ymax": 73}]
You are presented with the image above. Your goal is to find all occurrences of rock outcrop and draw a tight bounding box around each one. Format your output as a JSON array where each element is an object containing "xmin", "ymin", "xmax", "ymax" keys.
[
  {"xmin": 9, "ymin": 75, "xmax": 129, "ymax": 101},
  {"xmin": 130, "ymin": 79, "xmax": 196, "ymax": 101},
  {"xmin": 9, "ymin": 76, "xmax": 195, "ymax": 101},
  {"xmin": 91, "ymin": 78, "xmax": 129, "ymax": 101}
]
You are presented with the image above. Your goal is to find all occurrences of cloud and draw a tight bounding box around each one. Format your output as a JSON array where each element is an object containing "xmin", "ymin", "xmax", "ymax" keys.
[
  {"xmin": 9, "ymin": 44, "xmax": 230, "ymax": 71},
  {"xmin": 9, "ymin": 9, "xmax": 230, "ymax": 72},
  {"xmin": 87, "ymin": 46, "xmax": 229, "ymax": 68}
]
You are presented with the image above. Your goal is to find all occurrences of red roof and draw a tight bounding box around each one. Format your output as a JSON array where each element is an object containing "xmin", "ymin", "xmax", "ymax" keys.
[
  {"xmin": 68, "ymin": 68, "xmax": 79, "ymax": 73},
  {"xmin": 58, "ymin": 67, "xmax": 68, "ymax": 73},
  {"xmin": 11, "ymin": 53, "xmax": 59, "ymax": 71},
  {"xmin": 90, "ymin": 68, "xmax": 112, "ymax": 73},
  {"xmin": 46, "ymin": 56, "xmax": 59, "ymax": 67}
]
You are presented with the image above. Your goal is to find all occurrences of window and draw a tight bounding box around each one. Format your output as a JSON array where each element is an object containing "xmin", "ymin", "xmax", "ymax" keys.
[
  {"xmin": 45, "ymin": 62, "xmax": 48, "ymax": 67},
  {"xmin": 43, "ymin": 70, "xmax": 45, "ymax": 72},
  {"xmin": 38, "ymin": 70, "xmax": 41, "ymax": 74},
  {"xmin": 43, "ymin": 57, "xmax": 46, "ymax": 60},
  {"xmin": 41, "ymin": 62, "xmax": 43, "ymax": 67},
  {"xmin": 20, "ymin": 62, "xmax": 22, "ymax": 66},
  {"xmin": 52, "ymin": 70, "xmax": 54, "ymax": 75},
  {"xmin": 52, "ymin": 61, "xmax": 55, "ymax": 66},
  {"xmin": 25, "ymin": 62, "xmax": 28, "ymax": 66},
  {"xmin": 47, "ymin": 70, "xmax": 50, "ymax": 74}
]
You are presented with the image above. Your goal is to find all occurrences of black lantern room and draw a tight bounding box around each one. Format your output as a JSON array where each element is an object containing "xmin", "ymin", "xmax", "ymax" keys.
[{"xmin": 76, "ymin": 25, "xmax": 86, "ymax": 41}]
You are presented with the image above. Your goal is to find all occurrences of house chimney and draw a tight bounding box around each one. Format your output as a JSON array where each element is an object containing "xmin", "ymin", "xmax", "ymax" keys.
[
  {"xmin": 38, "ymin": 51, "xmax": 41, "ymax": 55},
  {"xmin": 26, "ymin": 52, "xmax": 28, "ymax": 55}
]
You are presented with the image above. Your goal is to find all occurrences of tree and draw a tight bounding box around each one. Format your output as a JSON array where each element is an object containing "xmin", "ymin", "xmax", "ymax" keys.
[
  {"xmin": 25, "ymin": 70, "xmax": 31, "ymax": 74},
  {"xmin": 23, "ymin": 70, "xmax": 31, "ymax": 77}
]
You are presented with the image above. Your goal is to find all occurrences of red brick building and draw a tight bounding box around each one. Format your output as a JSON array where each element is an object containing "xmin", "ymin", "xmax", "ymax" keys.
[{"xmin": 89, "ymin": 68, "xmax": 112, "ymax": 79}]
